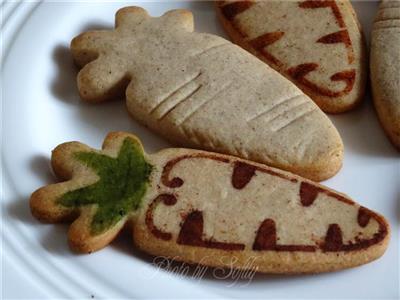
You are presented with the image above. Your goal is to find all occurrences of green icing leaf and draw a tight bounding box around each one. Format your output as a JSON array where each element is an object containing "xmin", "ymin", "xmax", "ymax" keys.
[{"xmin": 58, "ymin": 138, "xmax": 153, "ymax": 235}]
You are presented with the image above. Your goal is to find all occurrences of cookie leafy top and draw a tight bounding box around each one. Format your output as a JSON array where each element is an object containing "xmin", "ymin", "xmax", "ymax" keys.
[{"xmin": 58, "ymin": 138, "xmax": 153, "ymax": 235}]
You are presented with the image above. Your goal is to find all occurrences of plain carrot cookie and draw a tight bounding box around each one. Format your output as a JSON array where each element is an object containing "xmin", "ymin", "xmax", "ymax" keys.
[
  {"xmin": 70, "ymin": 6, "xmax": 344, "ymax": 182},
  {"xmin": 370, "ymin": 0, "xmax": 400, "ymax": 150},
  {"xmin": 30, "ymin": 132, "xmax": 389, "ymax": 274},
  {"xmin": 215, "ymin": 0, "xmax": 367, "ymax": 113}
]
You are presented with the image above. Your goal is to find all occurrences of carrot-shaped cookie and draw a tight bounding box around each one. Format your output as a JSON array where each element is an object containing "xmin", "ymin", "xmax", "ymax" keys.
[
  {"xmin": 70, "ymin": 6, "xmax": 343, "ymax": 182},
  {"xmin": 216, "ymin": 0, "xmax": 367, "ymax": 113},
  {"xmin": 30, "ymin": 132, "xmax": 389, "ymax": 274},
  {"xmin": 370, "ymin": 0, "xmax": 400, "ymax": 150}
]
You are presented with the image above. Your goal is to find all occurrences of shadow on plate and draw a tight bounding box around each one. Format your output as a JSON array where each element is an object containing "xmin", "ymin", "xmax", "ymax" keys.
[
  {"xmin": 51, "ymin": 45, "xmax": 79, "ymax": 103},
  {"xmin": 51, "ymin": 22, "xmax": 112, "ymax": 104},
  {"xmin": 30, "ymin": 154, "xmax": 54, "ymax": 183},
  {"xmin": 6, "ymin": 195, "xmax": 72, "ymax": 257},
  {"xmin": 186, "ymin": 1, "xmax": 213, "ymax": 12},
  {"xmin": 6, "ymin": 155, "xmax": 54, "ymax": 226},
  {"xmin": 188, "ymin": 1, "xmax": 228, "ymax": 38},
  {"xmin": 111, "ymin": 228, "xmax": 156, "ymax": 263},
  {"xmin": 5, "ymin": 154, "xmax": 71, "ymax": 256},
  {"xmin": 40, "ymin": 223, "xmax": 73, "ymax": 256},
  {"xmin": 7, "ymin": 196, "xmax": 37, "ymax": 226},
  {"xmin": 329, "ymin": 89, "xmax": 399, "ymax": 158}
]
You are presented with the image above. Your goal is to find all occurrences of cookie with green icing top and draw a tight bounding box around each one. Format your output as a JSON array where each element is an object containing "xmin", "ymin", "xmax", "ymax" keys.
[
  {"xmin": 31, "ymin": 132, "xmax": 152, "ymax": 252},
  {"xmin": 30, "ymin": 132, "xmax": 389, "ymax": 273},
  {"xmin": 58, "ymin": 137, "xmax": 152, "ymax": 234}
]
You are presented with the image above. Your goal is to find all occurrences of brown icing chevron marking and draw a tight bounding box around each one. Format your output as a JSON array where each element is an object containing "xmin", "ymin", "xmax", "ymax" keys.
[
  {"xmin": 288, "ymin": 63, "xmax": 318, "ymax": 79},
  {"xmin": 177, "ymin": 210, "xmax": 245, "ymax": 250},
  {"xmin": 357, "ymin": 207, "xmax": 371, "ymax": 228},
  {"xmin": 220, "ymin": 1, "xmax": 254, "ymax": 21},
  {"xmin": 299, "ymin": 0, "xmax": 345, "ymax": 28},
  {"xmin": 161, "ymin": 154, "xmax": 229, "ymax": 188},
  {"xmin": 145, "ymin": 194, "xmax": 177, "ymax": 241},
  {"xmin": 249, "ymin": 32, "xmax": 285, "ymax": 67},
  {"xmin": 330, "ymin": 69, "xmax": 356, "ymax": 94},
  {"xmin": 317, "ymin": 30, "xmax": 350, "ymax": 44},
  {"xmin": 324, "ymin": 190, "xmax": 354, "ymax": 206},
  {"xmin": 300, "ymin": 182, "xmax": 320, "ymax": 206},
  {"xmin": 287, "ymin": 64, "xmax": 356, "ymax": 97},
  {"xmin": 299, "ymin": 1, "xmax": 356, "ymax": 69},
  {"xmin": 317, "ymin": 30, "xmax": 354, "ymax": 64},
  {"xmin": 219, "ymin": 0, "xmax": 356, "ymax": 98},
  {"xmin": 323, "ymin": 224, "xmax": 343, "ymax": 251},
  {"xmin": 253, "ymin": 219, "xmax": 316, "ymax": 251},
  {"xmin": 232, "ymin": 161, "xmax": 256, "ymax": 189},
  {"xmin": 161, "ymin": 154, "xmax": 297, "ymax": 189},
  {"xmin": 323, "ymin": 211, "xmax": 388, "ymax": 252},
  {"xmin": 253, "ymin": 219, "xmax": 276, "ymax": 250},
  {"xmin": 249, "ymin": 31, "xmax": 284, "ymax": 49}
]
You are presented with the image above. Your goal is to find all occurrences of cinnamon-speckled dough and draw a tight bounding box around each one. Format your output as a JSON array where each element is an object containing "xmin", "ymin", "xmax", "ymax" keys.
[
  {"xmin": 215, "ymin": 0, "xmax": 367, "ymax": 113},
  {"xmin": 70, "ymin": 6, "xmax": 344, "ymax": 181},
  {"xmin": 30, "ymin": 132, "xmax": 390, "ymax": 274}
]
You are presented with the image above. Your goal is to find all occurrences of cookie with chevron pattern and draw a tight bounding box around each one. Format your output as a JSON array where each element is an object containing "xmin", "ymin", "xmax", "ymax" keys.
[
  {"xmin": 70, "ymin": 6, "xmax": 343, "ymax": 181},
  {"xmin": 216, "ymin": 0, "xmax": 367, "ymax": 113},
  {"xmin": 30, "ymin": 132, "xmax": 389, "ymax": 273}
]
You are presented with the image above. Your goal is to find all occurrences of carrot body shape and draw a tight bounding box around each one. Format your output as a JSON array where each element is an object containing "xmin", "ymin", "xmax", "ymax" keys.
[{"xmin": 30, "ymin": 132, "xmax": 389, "ymax": 274}]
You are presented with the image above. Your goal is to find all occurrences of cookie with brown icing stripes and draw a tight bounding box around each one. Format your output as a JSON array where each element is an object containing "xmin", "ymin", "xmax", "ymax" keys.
[
  {"xmin": 30, "ymin": 132, "xmax": 389, "ymax": 274},
  {"xmin": 216, "ymin": 0, "xmax": 367, "ymax": 113},
  {"xmin": 370, "ymin": 1, "xmax": 400, "ymax": 150},
  {"xmin": 70, "ymin": 6, "xmax": 343, "ymax": 182}
]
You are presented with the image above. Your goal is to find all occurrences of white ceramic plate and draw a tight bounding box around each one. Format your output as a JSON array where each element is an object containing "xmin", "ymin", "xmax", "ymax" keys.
[{"xmin": 2, "ymin": 1, "xmax": 399, "ymax": 298}]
